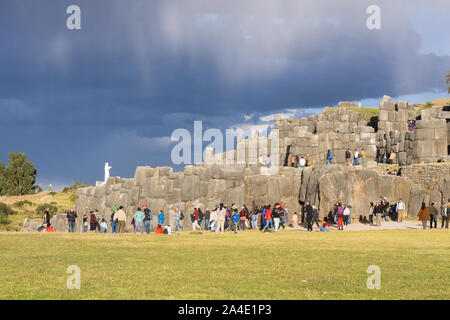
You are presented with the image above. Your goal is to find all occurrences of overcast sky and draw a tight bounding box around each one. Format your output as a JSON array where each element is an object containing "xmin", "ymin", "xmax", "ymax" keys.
[{"xmin": 1, "ymin": 0, "xmax": 449, "ymax": 189}]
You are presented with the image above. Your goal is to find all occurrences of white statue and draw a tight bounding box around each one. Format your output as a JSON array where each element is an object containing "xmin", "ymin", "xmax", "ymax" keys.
[{"xmin": 104, "ymin": 162, "xmax": 112, "ymax": 182}]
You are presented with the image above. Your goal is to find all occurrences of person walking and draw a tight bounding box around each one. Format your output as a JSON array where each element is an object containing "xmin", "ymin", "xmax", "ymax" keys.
[
  {"xmin": 361, "ymin": 149, "xmax": 367, "ymax": 166},
  {"xmin": 134, "ymin": 207, "xmax": 145, "ymax": 234},
  {"xmin": 326, "ymin": 149, "xmax": 333, "ymax": 165},
  {"xmin": 100, "ymin": 218, "xmax": 108, "ymax": 233},
  {"xmin": 397, "ymin": 199, "xmax": 406, "ymax": 222},
  {"xmin": 292, "ymin": 212, "xmax": 298, "ymax": 228},
  {"xmin": 216, "ymin": 203, "xmax": 227, "ymax": 234},
  {"xmin": 197, "ymin": 208, "xmax": 204, "ymax": 229},
  {"xmin": 281, "ymin": 202, "xmax": 289, "ymax": 230},
  {"xmin": 158, "ymin": 210, "xmax": 165, "ymax": 227},
  {"xmin": 417, "ymin": 202, "xmax": 430, "ymax": 229},
  {"xmin": 66, "ymin": 208, "xmax": 77, "ymax": 233},
  {"xmin": 312, "ymin": 205, "xmax": 320, "ymax": 228},
  {"xmin": 143, "ymin": 205, "xmax": 152, "ymax": 234},
  {"xmin": 299, "ymin": 156, "xmax": 306, "ymax": 168},
  {"xmin": 174, "ymin": 207, "xmax": 183, "ymax": 232},
  {"xmin": 343, "ymin": 205, "xmax": 350, "ymax": 226},
  {"xmin": 204, "ymin": 208, "xmax": 210, "ymax": 230},
  {"xmin": 429, "ymin": 203, "xmax": 438, "ymax": 229},
  {"xmin": 272, "ymin": 203, "xmax": 282, "ymax": 232},
  {"xmin": 82, "ymin": 214, "xmax": 88, "ymax": 232},
  {"xmin": 232, "ymin": 210, "xmax": 239, "ymax": 234},
  {"xmin": 210, "ymin": 206, "xmax": 218, "ymax": 232},
  {"xmin": 263, "ymin": 205, "xmax": 273, "ymax": 232},
  {"xmin": 353, "ymin": 149, "xmax": 360, "ymax": 166},
  {"xmin": 441, "ymin": 201, "xmax": 449, "ymax": 229},
  {"xmin": 345, "ymin": 148, "xmax": 352, "ymax": 166},
  {"xmin": 305, "ymin": 201, "xmax": 313, "ymax": 231},
  {"xmin": 337, "ymin": 203, "xmax": 344, "ymax": 230},
  {"xmin": 111, "ymin": 206, "xmax": 118, "ymax": 234},
  {"xmin": 239, "ymin": 205, "xmax": 248, "ymax": 231},
  {"xmin": 368, "ymin": 202, "xmax": 374, "ymax": 225},
  {"xmin": 90, "ymin": 210, "xmax": 98, "ymax": 232},
  {"xmin": 115, "ymin": 206, "xmax": 127, "ymax": 233}
]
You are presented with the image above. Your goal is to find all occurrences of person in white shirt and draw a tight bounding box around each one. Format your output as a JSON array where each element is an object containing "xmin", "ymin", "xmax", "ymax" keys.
[
  {"xmin": 343, "ymin": 205, "xmax": 350, "ymax": 226},
  {"xmin": 299, "ymin": 156, "xmax": 306, "ymax": 168},
  {"xmin": 215, "ymin": 203, "xmax": 227, "ymax": 234},
  {"xmin": 397, "ymin": 199, "xmax": 406, "ymax": 222}
]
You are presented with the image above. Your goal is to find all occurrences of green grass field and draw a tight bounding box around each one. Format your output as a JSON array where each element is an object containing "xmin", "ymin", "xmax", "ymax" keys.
[{"xmin": 0, "ymin": 230, "xmax": 449, "ymax": 300}]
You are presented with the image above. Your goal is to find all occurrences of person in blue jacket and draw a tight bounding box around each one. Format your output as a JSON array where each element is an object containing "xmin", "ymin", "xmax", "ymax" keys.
[
  {"xmin": 327, "ymin": 149, "xmax": 333, "ymax": 164},
  {"xmin": 232, "ymin": 210, "xmax": 239, "ymax": 234},
  {"xmin": 158, "ymin": 210, "xmax": 165, "ymax": 226}
]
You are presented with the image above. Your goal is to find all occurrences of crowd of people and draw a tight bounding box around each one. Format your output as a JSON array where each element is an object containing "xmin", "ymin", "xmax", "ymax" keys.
[{"xmin": 39, "ymin": 197, "xmax": 450, "ymax": 233}]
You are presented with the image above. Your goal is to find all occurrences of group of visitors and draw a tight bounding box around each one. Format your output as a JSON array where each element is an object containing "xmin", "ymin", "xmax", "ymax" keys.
[
  {"xmin": 417, "ymin": 200, "xmax": 450, "ymax": 229},
  {"xmin": 345, "ymin": 148, "xmax": 367, "ymax": 166},
  {"xmin": 59, "ymin": 197, "xmax": 450, "ymax": 233},
  {"xmin": 376, "ymin": 147, "xmax": 396, "ymax": 164},
  {"xmin": 289, "ymin": 154, "xmax": 313, "ymax": 168}
]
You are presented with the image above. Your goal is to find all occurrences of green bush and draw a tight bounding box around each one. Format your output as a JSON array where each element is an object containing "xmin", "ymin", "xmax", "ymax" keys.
[
  {"xmin": 13, "ymin": 200, "xmax": 33, "ymax": 208},
  {"xmin": 36, "ymin": 203, "xmax": 58, "ymax": 217},
  {"xmin": 62, "ymin": 182, "xmax": 89, "ymax": 193},
  {"xmin": 0, "ymin": 203, "xmax": 15, "ymax": 225}
]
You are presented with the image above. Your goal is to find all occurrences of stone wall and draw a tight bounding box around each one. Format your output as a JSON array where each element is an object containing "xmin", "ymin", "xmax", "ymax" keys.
[{"xmin": 401, "ymin": 164, "xmax": 450, "ymax": 192}]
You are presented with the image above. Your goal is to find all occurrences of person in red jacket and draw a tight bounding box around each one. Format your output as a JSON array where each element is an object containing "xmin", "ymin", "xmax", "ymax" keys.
[
  {"xmin": 262, "ymin": 205, "xmax": 273, "ymax": 232},
  {"xmin": 155, "ymin": 224, "xmax": 164, "ymax": 234}
]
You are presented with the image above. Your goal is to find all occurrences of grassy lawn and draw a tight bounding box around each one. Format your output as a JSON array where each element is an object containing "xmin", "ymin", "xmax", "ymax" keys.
[{"xmin": 1, "ymin": 230, "xmax": 449, "ymax": 300}]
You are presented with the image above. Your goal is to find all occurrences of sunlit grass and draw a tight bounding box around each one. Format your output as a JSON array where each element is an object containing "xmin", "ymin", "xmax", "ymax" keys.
[{"xmin": 0, "ymin": 230, "xmax": 448, "ymax": 300}]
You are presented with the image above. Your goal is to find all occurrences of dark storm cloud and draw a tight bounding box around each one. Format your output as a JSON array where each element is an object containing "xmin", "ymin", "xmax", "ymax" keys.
[{"xmin": 0, "ymin": 0, "xmax": 449, "ymax": 185}]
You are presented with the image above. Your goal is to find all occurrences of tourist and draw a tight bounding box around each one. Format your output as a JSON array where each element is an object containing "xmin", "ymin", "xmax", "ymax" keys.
[
  {"xmin": 45, "ymin": 223, "xmax": 56, "ymax": 232},
  {"xmin": 441, "ymin": 201, "xmax": 449, "ymax": 229},
  {"xmin": 204, "ymin": 208, "xmax": 210, "ymax": 230},
  {"xmin": 238, "ymin": 205, "xmax": 248, "ymax": 231},
  {"xmin": 299, "ymin": 156, "xmax": 306, "ymax": 168},
  {"xmin": 417, "ymin": 203, "xmax": 430, "ymax": 229},
  {"xmin": 210, "ymin": 206, "xmax": 218, "ymax": 232},
  {"xmin": 89, "ymin": 210, "xmax": 97, "ymax": 232},
  {"xmin": 42, "ymin": 208, "xmax": 51, "ymax": 228},
  {"xmin": 382, "ymin": 152, "xmax": 387, "ymax": 164},
  {"xmin": 174, "ymin": 207, "xmax": 183, "ymax": 232},
  {"xmin": 374, "ymin": 202, "xmax": 382, "ymax": 226},
  {"xmin": 94, "ymin": 209, "xmax": 101, "ymax": 232},
  {"xmin": 143, "ymin": 205, "xmax": 152, "ymax": 234},
  {"xmin": 368, "ymin": 202, "xmax": 374, "ymax": 225},
  {"xmin": 131, "ymin": 216, "xmax": 135, "ymax": 232},
  {"xmin": 115, "ymin": 206, "xmax": 127, "ymax": 233},
  {"xmin": 263, "ymin": 205, "xmax": 273, "ymax": 232},
  {"xmin": 353, "ymin": 149, "xmax": 360, "ymax": 166},
  {"xmin": 272, "ymin": 203, "xmax": 282, "ymax": 232},
  {"xmin": 290, "ymin": 154, "xmax": 297, "ymax": 168},
  {"xmin": 376, "ymin": 147, "xmax": 381, "ymax": 163},
  {"xmin": 361, "ymin": 149, "xmax": 367, "ymax": 166},
  {"xmin": 305, "ymin": 201, "xmax": 313, "ymax": 232},
  {"xmin": 66, "ymin": 208, "xmax": 77, "ymax": 233},
  {"xmin": 337, "ymin": 203, "xmax": 344, "ymax": 230},
  {"xmin": 280, "ymin": 202, "xmax": 289, "ymax": 230},
  {"xmin": 397, "ymin": 199, "xmax": 406, "ymax": 222},
  {"xmin": 345, "ymin": 148, "xmax": 352, "ymax": 166},
  {"xmin": 265, "ymin": 154, "xmax": 271, "ymax": 168},
  {"xmin": 111, "ymin": 206, "xmax": 118, "ymax": 234},
  {"xmin": 259, "ymin": 206, "xmax": 266, "ymax": 231},
  {"xmin": 250, "ymin": 204, "xmax": 258, "ymax": 230},
  {"xmin": 292, "ymin": 212, "xmax": 298, "ymax": 228},
  {"xmin": 326, "ymin": 149, "xmax": 333, "ymax": 165},
  {"xmin": 429, "ymin": 203, "xmax": 438, "ymax": 229},
  {"xmin": 306, "ymin": 154, "xmax": 312, "ymax": 167},
  {"xmin": 312, "ymin": 205, "xmax": 320, "ymax": 228},
  {"xmin": 216, "ymin": 203, "xmax": 227, "ymax": 234},
  {"xmin": 100, "ymin": 218, "xmax": 108, "ymax": 233},
  {"xmin": 82, "ymin": 214, "xmax": 88, "ymax": 232},
  {"xmin": 348, "ymin": 205, "xmax": 352, "ymax": 224},
  {"xmin": 155, "ymin": 224, "xmax": 164, "ymax": 234},
  {"xmin": 343, "ymin": 205, "xmax": 350, "ymax": 226},
  {"xmin": 190, "ymin": 211, "xmax": 200, "ymax": 231},
  {"xmin": 320, "ymin": 218, "xmax": 330, "ymax": 232},
  {"xmin": 198, "ymin": 208, "xmax": 204, "ymax": 229},
  {"xmin": 388, "ymin": 149, "xmax": 396, "ymax": 164},
  {"xmin": 133, "ymin": 207, "xmax": 145, "ymax": 234},
  {"xmin": 232, "ymin": 210, "xmax": 239, "ymax": 234},
  {"xmin": 158, "ymin": 210, "xmax": 165, "ymax": 226}
]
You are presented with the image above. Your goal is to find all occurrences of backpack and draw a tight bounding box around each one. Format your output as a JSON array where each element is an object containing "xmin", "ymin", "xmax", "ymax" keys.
[{"xmin": 180, "ymin": 212, "xmax": 184, "ymax": 220}]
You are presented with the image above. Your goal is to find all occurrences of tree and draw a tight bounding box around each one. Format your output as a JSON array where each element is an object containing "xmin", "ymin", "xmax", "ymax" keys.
[
  {"xmin": 0, "ymin": 162, "xmax": 7, "ymax": 196},
  {"xmin": 2, "ymin": 152, "xmax": 37, "ymax": 196}
]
